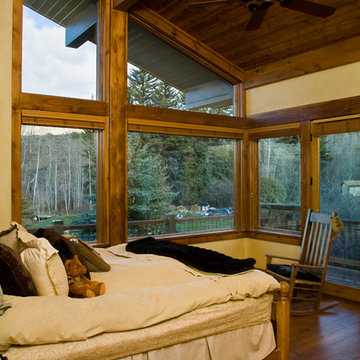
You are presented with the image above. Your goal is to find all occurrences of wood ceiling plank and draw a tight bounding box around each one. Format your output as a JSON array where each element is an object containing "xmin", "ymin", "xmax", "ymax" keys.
[
  {"xmin": 113, "ymin": 0, "xmax": 141, "ymax": 11},
  {"xmin": 129, "ymin": 3, "xmax": 245, "ymax": 83},
  {"xmin": 245, "ymin": 35, "xmax": 360, "ymax": 89}
]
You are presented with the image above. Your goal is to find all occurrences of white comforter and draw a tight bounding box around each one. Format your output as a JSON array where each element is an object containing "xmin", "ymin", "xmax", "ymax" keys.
[{"xmin": 0, "ymin": 245, "xmax": 279, "ymax": 351}]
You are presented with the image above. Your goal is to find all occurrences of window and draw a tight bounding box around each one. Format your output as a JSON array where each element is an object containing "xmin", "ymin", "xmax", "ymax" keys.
[
  {"xmin": 22, "ymin": 1, "xmax": 97, "ymax": 99},
  {"xmin": 319, "ymin": 132, "xmax": 360, "ymax": 288},
  {"xmin": 21, "ymin": 126, "xmax": 99, "ymax": 241},
  {"xmin": 127, "ymin": 20, "xmax": 234, "ymax": 115},
  {"xmin": 127, "ymin": 132, "xmax": 235, "ymax": 237},
  {"xmin": 258, "ymin": 136, "xmax": 301, "ymax": 231}
]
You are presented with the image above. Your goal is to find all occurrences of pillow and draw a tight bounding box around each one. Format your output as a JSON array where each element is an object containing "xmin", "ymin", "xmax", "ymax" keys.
[
  {"xmin": 266, "ymin": 264, "xmax": 321, "ymax": 282},
  {"xmin": 0, "ymin": 243, "xmax": 37, "ymax": 296},
  {"xmin": 62, "ymin": 235, "xmax": 111, "ymax": 272},
  {"xmin": 19, "ymin": 235, "xmax": 69, "ymax": 296},
  {"xmin": 0, "ymin": 224, "xmax": 19, "ymax": 253},
  {"xmin": 0, "ymin": 285, "xmax": 11, "ymax": 316}
]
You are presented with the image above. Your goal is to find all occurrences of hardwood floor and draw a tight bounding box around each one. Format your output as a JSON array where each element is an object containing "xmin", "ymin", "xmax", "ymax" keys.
[{"xmin": 290, "ymin": 297, "xmax": 360, "ymax": 360}]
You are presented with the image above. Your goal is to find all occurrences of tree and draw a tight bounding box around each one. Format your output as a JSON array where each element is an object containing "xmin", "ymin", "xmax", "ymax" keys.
[{"xmin": 260, "ymin": 177, "xmax": 287, "ymax": 203}]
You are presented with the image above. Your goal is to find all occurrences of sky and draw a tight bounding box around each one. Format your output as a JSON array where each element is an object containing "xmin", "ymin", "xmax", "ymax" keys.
[{"xmin": 22, "ymin": 6, "xmax": 97, "ymax": 100}]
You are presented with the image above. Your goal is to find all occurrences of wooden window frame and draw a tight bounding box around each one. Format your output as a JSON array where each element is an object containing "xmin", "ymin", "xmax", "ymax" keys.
[
  {"xmin": 247, "ymin": 124, "xmax": 302, "ymax": 245},
  {"xmin": 12, "ymin": 0, "xmax": 110, "ymax": 244}
]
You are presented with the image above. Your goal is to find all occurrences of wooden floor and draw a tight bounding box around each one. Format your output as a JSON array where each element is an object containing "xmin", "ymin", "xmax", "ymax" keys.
[{"xmin": 290, "ymin": 296, "xmax": 360, "ymax": 360}]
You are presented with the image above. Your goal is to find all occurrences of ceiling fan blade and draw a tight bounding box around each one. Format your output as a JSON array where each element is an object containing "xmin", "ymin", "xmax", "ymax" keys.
[
  {"xmin": 245, "ymin": 4, "xmax": 269, "ymax": 31},
  {"xmin": 188, "ymin": 0, "xmax": 240, "ymax": 6},
  {"xmin": 280, "ymin": 0, "xmax": 335, "ymax": 18}
]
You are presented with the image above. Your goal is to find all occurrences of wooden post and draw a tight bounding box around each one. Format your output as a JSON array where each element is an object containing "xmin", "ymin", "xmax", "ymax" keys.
[
  {"xmin": 276, "ymin": 282, "xmax": 290, "ymax": 360},
  {"xmin": 52, "ymin": 220, "xmax": 64, "ymax": 234},
  {"xmin": 165, "ymin": 214, "xmax": 176, "ymax": 234}
]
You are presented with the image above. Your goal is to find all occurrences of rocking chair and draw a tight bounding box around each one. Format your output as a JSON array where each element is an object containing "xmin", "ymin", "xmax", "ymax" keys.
[{"xmin": 266, "ymin": 209, "xmax": 343, "ymax": 315}]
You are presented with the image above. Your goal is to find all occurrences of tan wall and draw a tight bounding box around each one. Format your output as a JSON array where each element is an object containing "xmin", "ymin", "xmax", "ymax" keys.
[
  {"xmin": 246, "ymin": 62, "xmax": 360, "ymax": 115},
  {"xmin": 196, "ymin": 238, "xmax": 300, "ymax": 270},
  {"xmin": 0, "ymin": 0, "xmax": 13, "ymax": 229}
]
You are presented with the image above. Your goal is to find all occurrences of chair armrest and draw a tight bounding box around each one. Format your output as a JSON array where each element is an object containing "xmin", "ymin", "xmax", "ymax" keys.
[
  {"xmin": 292, "ymin": 263, "xmax": 324, "ymax": 271},
  {"xmin": 266, "ymin": 254, "xmax": 300, "ymax": 264}
]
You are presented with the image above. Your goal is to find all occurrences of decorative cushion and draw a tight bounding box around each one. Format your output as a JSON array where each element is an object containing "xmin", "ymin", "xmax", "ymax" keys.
[
  {"xmin": 62, "ymin": 234, "xmax": 111, "ymax": 272},
  {"xmin": 0, "ymin": 243, "xmax": 37, "ymax": 296},
  {"xmin": 266, "ymin": 264, "xmax": 321, "ymax": 282},
  {"xmin": 34, "ymin": 228, "xmax": 90, "ymax": 278},
  {"xmin": 19, "ymin": 234, "xmax": 69, "ymax": 296}
]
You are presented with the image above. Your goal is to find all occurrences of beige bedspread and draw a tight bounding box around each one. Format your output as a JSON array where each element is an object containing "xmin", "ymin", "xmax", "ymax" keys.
[{"xmin": 0, "ymin": 245, "xmax": 279, "ymax": 351}]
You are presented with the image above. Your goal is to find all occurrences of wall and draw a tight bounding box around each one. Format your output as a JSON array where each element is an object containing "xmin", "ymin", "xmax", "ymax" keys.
[
  {"xmin": 0, "ymin": 0, "xmax": 13, "ymax": 229},
  {"xmin": 246, "ymin": 62, "xmax": 360, "ymax": 115}
]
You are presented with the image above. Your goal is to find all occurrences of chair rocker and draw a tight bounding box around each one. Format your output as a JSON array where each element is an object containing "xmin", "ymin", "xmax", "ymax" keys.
[{"xmin": 266, "ymin": 209, "xmax": 343, "ymax": 315}]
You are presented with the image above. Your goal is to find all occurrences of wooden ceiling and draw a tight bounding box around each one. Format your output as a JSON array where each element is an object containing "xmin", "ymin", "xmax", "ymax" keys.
[{"xmin": 117, "ymin": 0, "xmax": 360, "ymax": 88}]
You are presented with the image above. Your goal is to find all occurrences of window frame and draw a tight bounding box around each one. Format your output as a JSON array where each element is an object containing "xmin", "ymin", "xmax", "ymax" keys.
[
  {"xmin": 12, "ymin": 0, "xmax": 110, "ymax": 244},
  {"xmin": 247, "ymin": 124, "xmax": 302, "ymax": 244}
]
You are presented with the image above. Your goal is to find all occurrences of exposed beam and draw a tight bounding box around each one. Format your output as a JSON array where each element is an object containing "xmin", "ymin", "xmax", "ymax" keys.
[
  {"xmin": 128, "ymin": 3, "xmax": 245, "ymax": 84},
  {"xmin": 247, "ymin": 95, "xmax": 360, "ymax": 127},
  {"xmin": 113, "ymin": 0, "xmax": 141, "ymax": 11},
  {"xmin": 245, "ymin": 36, "xmax": 360, "ymax": 89}
]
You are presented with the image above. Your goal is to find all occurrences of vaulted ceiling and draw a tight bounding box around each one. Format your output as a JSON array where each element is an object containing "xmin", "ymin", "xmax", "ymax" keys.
[{"xmin": 121, "ymin": 0, "xmax": 360, "ymax": 88}]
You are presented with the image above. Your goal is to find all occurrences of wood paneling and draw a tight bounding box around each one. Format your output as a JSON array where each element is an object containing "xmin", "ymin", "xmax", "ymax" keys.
[
  {"xmin": 128, "ymin": 3, "xmax": 245, "ymax": 84},
  {"xmin": 114, "ymin": 0, "xmax": 140, "ymax": 11},
  {"xmin": 139, "ymin": 0, "xmax": 360, "ymax": 78}
]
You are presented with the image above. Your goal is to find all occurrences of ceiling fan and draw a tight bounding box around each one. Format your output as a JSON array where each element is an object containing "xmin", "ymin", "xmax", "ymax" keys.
[{"xmin": 188, "ymin": 0, "xmax": 336, "ymax": 31}]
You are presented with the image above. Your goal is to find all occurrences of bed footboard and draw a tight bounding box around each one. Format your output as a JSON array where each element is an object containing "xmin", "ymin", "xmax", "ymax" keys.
[{"xmin": 265, "ymin": 281, "xmax": 290, "ymax": 360}]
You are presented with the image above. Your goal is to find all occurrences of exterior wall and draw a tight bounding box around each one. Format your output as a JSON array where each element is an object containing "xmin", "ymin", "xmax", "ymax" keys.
[
  {"xmin": 0, "ymin": 0, "xmax": 13, "ymax": 229},
  {"xmin": 247, "ymin": 62, "xmax": 360, "ymax": 115}
]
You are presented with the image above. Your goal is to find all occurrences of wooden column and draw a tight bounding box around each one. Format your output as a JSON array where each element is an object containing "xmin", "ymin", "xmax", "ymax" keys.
[
  {"xmin": 11, "ymin": 0, "xmax": 23, "ymax": 222},
  {"xmin": 109, "ymin": 5, "xmax": 128, "ymax": 245},
  {"xmin": 300, "ymin": 121, "xmax": 312, "ymax": 232}
]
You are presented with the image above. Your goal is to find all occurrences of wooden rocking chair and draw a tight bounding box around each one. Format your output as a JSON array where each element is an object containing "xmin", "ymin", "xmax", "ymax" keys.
[{"xmin": 266, "ymin": 209, "xmax": 343, "ymax": 315}]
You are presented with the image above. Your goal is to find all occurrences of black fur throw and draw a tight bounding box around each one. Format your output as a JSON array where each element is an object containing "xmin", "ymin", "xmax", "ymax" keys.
[{"xmin": 126, "ymin": 237, "xmax": 256, "ymax": 274}]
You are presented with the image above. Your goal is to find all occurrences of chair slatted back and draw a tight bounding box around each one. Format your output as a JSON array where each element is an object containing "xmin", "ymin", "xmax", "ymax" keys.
[{"xmin": 300, "ymin": 210, "xmax": 336, "ymax": 268}]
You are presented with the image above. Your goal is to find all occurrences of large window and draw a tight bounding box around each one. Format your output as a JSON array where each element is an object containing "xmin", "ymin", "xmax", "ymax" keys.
[
  {"xmin": 127, "ymin": 132, "xmax": 235, "ymax": 237},
  {"xmin": 258, "ymin": 136, "xmax": 301, "ymax": 231},
  {"xmin": 319, "ymin": 131, "xmax": 360, "ymax": 288},
  {"xmin": 127, "ymin": 20, "xmax": 234, "ymax": 115},
  {"xmin": 21, "ymin": 126, "xmax": 99, "ymax": 241},
  {"xmin": 22, "ymin": 2, "xmax": 97, "ymax": 99}
]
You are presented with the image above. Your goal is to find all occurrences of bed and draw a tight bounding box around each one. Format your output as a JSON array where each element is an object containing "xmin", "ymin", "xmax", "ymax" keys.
[{"xmin": 0, "ymin": 240, "xmax": 290, "ymax": 360}]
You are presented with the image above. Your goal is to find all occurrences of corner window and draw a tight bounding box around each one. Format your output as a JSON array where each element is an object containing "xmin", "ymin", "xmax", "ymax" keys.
[
  {"xmin": 258, "ymin": 136, "xmax": 301, "ymax": 231},
  {"xmin": 127, "ymin": 132, "xmax": 235, "ymax": 237}
]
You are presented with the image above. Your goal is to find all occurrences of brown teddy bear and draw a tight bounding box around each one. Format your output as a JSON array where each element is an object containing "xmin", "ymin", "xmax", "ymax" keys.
[{"xmin": 65, "ymin": 255, "xmax": 105, "ymax": 298}]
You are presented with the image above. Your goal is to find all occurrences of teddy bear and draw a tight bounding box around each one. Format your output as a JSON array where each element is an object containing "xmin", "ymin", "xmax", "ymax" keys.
[{"xmin": 65, "ymin": 255, "xmax": 105, "ymax": 298}]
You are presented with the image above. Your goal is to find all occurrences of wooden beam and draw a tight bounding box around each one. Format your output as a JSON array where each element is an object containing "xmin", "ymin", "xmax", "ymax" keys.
[
  {"xmin": 11, "ymin": 0, "xmax": 23, "ymax": 222},
  {"xmin": 20, "ymin": 93, "xmax": 108, "ymax": 116},
  {"xmin": 126, "ymin": 104, "xmax": 254, "ymax": 129},
  {"xmin": 245, "ymin": 36, "xmax": 360, "ymax": 89},
  {"xmin": 113, "ymin": 0, "xmax": 141, "ymax": 11},
  {"xmin": 128, "ymin": 3, "xmax": 245, "ymax": 84},
  {"xmin": 247, "ymin": 95, "xmax": 360, "ymax": 127},
  {"xmin": 109, "ymin": 8, "xmax": 128, "ymax": 245}
]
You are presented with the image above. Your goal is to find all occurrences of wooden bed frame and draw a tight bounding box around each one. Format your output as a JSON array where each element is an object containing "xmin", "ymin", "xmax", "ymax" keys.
[{"xmin": 265, "ymin": 281, "xmax": 290, "ymax": 360}]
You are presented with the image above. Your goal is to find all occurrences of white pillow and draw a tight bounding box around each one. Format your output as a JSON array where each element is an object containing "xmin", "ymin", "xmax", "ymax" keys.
[{"xmin": 19, "ymin": 235, "xmax": 69, "ymax": 296}]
